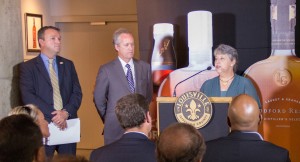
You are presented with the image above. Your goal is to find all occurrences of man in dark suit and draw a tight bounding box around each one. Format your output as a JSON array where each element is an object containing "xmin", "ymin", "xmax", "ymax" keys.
[
  {"xmin": 202, "ymin": 94, "xmax": 291, "ymax": 162},
  {"xmin": 93, "ymin": 28, "xmax": 153, "ymax": 145},
  {"xmin": 157, "ymin": 123, "xmax": 206, "ymax": 162},
  {"xmin": 90, "ymin": 93, "xmax": 156, "ymax": 162},
  {"xmin": 19, "ymin": 26, "xmax": 82, "ymax": 156}
]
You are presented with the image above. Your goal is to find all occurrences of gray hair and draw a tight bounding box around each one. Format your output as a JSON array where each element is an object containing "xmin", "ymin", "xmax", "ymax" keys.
[
  {"xmin": 112, "ymin": 28, "xmax": 133, "ymax": 45},
  {"xmin": 214, "ymin": 44, "xmax": 239, "ymax": 72}
]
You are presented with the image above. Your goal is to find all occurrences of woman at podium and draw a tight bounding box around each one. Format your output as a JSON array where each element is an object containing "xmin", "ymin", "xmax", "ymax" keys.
[{"xmin": 200, "ymin": 44, "xmax": 261, "ymax": 107}]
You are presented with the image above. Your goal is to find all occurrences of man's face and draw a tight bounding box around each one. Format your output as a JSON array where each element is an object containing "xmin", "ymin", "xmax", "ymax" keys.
[
  {"xmin": 39, "ymin": 29, "xmax": 61, "ymax": 58},
  {"xmin": 115, "ymin": 33, "xmax": 134, "ymax": 63}
]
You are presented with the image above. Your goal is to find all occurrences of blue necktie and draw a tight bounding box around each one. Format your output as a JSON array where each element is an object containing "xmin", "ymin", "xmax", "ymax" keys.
[{"xmin": 125, "ymin": 64, "xmax": 135, "ymax": 93}]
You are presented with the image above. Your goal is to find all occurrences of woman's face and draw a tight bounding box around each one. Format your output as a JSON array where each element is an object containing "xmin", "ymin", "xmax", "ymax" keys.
[
  {"xmin": 36, "ymin": 110, "xmax": 50, "ymax": 138},
  {"xmin": 214, "ymin": 53, "xmax": 235, "ymax": 75}
]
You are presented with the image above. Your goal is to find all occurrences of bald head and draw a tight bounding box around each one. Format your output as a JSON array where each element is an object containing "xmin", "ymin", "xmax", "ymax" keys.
[
  {"xmin": 228, "ymin": 94, "xmax": 261, "ymax": 131},
  {"xmin": 157, "ymin": 123, "xmax": 206, "ymax": 162}
]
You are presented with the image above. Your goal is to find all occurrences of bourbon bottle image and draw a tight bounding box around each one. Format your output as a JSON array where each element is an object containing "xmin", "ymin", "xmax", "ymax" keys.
[
  {"xmin": 149, "ymin": 23, "xmax": 177, "ymax": 140},
  {"xmin": 32, "ymin": 18, "xmax": 37, "ymax": 48},
  {"xmin": 151, "ymin": 23, "xmax": 177, "ymax": 86},
  {"xmin": 244, "ymin": 0, "xmax": 299, "ymax": 161},
  {"xmin": 158, "ymin": 11, "xmax": 218, "ymax": 97}
]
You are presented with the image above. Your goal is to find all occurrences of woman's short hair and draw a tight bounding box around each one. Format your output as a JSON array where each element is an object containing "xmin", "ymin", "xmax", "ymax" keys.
[
  {"xmin": 8, "ymin": 104, "xmax": 40, "ymax": 122},
  {"xmin": 214, "ymin": 44, "xmax": 239, "ymax": 72}
]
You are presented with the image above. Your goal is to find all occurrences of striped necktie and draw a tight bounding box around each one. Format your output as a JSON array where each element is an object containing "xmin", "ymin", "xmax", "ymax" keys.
[
  {"xmin": 49, "ymin": 59, "xmax": 63, "ymax": 110},
  {"xmin": 125, "ymin": 64, "xmax": 135, "ymax": 93}
]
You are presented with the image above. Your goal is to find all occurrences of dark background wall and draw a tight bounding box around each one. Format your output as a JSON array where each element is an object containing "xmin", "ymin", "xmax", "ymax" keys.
[{"xmin": 137, "ymin": 0, "xmax": 299, "ymax": 75}]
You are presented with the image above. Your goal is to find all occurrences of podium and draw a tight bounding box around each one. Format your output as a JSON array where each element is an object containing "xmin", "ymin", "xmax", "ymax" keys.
[{"xmin": 157, "ymin": 97, "xmax": 232, "ymax": 141}]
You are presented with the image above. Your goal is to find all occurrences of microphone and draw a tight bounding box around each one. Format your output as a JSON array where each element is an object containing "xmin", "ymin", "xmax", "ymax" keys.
[{"xmin": 173, "ymin": 66, "xmax": 212, "ymax": 97}]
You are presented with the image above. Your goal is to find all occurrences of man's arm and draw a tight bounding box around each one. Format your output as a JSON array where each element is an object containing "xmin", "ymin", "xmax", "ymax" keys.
[
  {"xmin": 146, "ymin": 63, "xmax": 153, "ymax": 103},
  {"xmin": 93, "ymin": 66, "xmax": 109, "ymax": 122},
  {"xmin": 19, "ymin": 62, "xmax": 53, "ymax": 121},
  {"xmin": 61, "ymin": 61, "xmax": 82, "ymax": 117}
]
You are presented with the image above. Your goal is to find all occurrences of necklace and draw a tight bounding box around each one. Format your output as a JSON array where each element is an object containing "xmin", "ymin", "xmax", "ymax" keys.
[{"xmin": 220, "ymin": 75, "xmax": 235, "ymax": 86}]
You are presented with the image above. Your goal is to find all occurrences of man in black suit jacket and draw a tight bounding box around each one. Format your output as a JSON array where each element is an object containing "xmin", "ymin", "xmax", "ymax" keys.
[
  {"xmin": 93, "ymin": 28, "xmax": 152, "ymax": 145},
  {"xmin": 90, "ymin": 93, "xmax": 156, "ymax": 162},
  {"xmin": 19, "ymin": 26, "xmax": 82, "ymax": 157},
  {"xmin": 202, "ymin": 94, "xmax": 290, "ymax": 162}
]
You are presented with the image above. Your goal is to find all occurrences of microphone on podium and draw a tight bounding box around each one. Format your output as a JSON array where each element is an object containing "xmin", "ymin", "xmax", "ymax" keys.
[{"xmin": 172, "ymin": 66, "xmax": 212, "ymax": 97}]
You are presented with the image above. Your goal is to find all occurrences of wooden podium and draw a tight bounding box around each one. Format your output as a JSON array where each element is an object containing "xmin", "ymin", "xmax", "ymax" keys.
[{"xmin": 157, "ymin": 97, "xmax": 232, "ymax": 141}]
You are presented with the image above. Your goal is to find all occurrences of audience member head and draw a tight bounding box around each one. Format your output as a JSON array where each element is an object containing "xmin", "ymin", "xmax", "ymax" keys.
[
  {"xmin": 228, "ymin": 94, "xmax": 261, "ymax": 132},
  {"xmin": 214, "ymin": 44, "xmax": 238, "ymax": 72},
  {"xmin": 9, "ymin": 104, "xmax": 50, "ymax": 138},
  {"xmin": 115, "ymin": 93, "xmax": 151, "ymax": 134},
  {"xmin": 112, "ymin": 28, "xmax": 134, "ymax": 63},
  {"xmin": 0, "ymin": 115, "xmax": 44, "ymax": 162},
  {"xmin": 157, "ymin": 123, "xmax": 206, "ymax": 162}
]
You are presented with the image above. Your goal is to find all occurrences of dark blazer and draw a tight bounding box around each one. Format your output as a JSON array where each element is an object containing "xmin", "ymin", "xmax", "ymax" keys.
[
  {"xmin": 93, "ymin": 58, "xmax": 153, "ymax": 144},
  {"xmin": 19, "ymin": 55, "xmax": 82, "ymax": 122},
  {"xmin": 202, "ymin": 131, "xmax": 291, "ymax": 162},
  {"xmin": 90, "ymin": 132, "xmax": 156, "ymax": 162}
]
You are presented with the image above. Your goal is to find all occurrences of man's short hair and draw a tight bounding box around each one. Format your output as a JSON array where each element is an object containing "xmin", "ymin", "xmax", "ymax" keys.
[
  {"xmin": 112, "ymin": 28, "xmax": 132, "ymax": 45},
  {"xmin": 0, "ymin": 114, "xmax": 43, "ymax": 162},
  {"xmin": 157, "ymin": 123, "xmax": 206, "ymax": 162},
  {"xmin": 38, "ymin": 26, "xmax": 60, "ymax": 40},
  {"xmin": 115, "ymin": 93, "xmax": 149, "ymax": 129},
  {"xmin": 37, "ymin": 26, "xmax": 60, "ymax": 47}
]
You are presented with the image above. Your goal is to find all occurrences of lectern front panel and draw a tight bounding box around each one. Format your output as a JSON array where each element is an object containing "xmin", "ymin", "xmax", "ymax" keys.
[{"xmin": 157, "ymin": 97, "xmax": 231, "ymax": 141}]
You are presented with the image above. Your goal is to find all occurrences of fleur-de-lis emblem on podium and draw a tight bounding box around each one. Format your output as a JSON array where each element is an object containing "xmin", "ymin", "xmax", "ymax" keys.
[
  {"xmin": 185, "ymin": 100, "xmax": 201, "ymax": 120},
  {"xmin": 174, "ymin": 91, "xmax": 213, "ymax": 129}
]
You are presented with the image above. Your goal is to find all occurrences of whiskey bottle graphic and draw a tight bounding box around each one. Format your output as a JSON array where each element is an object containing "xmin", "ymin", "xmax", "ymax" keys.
[
  {"xmin": 158, "ymin": 11, "xmax": 218, "ymax": 97},
  {"xmin": 151, "ymin": 23, "xmax": 176, "ymax": 86},
  {"xmin": 32, "ymin": 18, "xmax": 37, "ymax": 48},
  {"xmin": 149, "ymin": 23, "xmax": 177, "ymax": 140},
  {"xmin": 244, "ymin": 0, "xmax": 299, "ymax": 161}
]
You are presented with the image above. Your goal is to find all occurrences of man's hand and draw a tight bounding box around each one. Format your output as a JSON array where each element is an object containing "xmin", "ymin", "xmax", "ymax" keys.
[{"xmin": 51, "ymin": 110, "xmax": 68, "ymax": 130}]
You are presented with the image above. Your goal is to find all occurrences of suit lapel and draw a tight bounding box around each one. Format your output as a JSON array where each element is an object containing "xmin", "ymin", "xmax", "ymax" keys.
[
  {"xmin": 35, "ymin": 55, "xmax": 52, "ymax": 86},
  {"xmin": 113, "ymin": 59, "xmax": 131, "ymax": 92},
  {"xmin": 133, "ymin": 59, "xmax": 141, "ymax": 93},
  {"xmin": 56, "ymin": 56, "xmax": 65, "ymax": 87}
]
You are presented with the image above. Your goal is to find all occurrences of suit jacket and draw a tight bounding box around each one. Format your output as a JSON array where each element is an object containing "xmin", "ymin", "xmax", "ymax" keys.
[
  {"xmin": 19, "ymin": 55, "xmax": 82, "ymax": 122},
  {"xmin": 200, "ymin": 74, "xmax": 261, "ymax": 107},
  {"xmin": 93, "ymin": 58, "xmax": 153, "ymax": 144},
  {"xmin": 202, "ymin": 131, "xmax": 291, "ymax": 162},
  {"xmin": 90, "ymin": 132, "xmax": 156, "ymax": 162}
]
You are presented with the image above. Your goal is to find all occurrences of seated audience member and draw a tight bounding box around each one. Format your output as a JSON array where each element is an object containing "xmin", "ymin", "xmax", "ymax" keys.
[
  {"xmin": 0, "ymin": 115, "xmax": 45, "ymax": 162},
  {"xmin": 90, "ymin": 93, "xmax": 156, "ymax": 162},
  {"xmin": 157, "ymin": 123, "xmax": 206, "ymax": 162},
  {"xmin": 9, "ymin": 104, "xmax": 50, "ymax": 138},
  {"xmin": 202, "ymin": 94, "xmax": 291, "ymax": 162}
]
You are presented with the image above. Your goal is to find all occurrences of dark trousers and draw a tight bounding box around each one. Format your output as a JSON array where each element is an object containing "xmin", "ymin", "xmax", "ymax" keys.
[{"xmin": 45, "ymin": 143, "xmax": 76, "ymax": 157}]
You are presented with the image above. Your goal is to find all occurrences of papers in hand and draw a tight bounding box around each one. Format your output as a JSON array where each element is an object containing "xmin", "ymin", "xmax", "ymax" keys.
[{"xmin": 47, "ymin": 118, "xmax": 80, "ymax": 145}]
